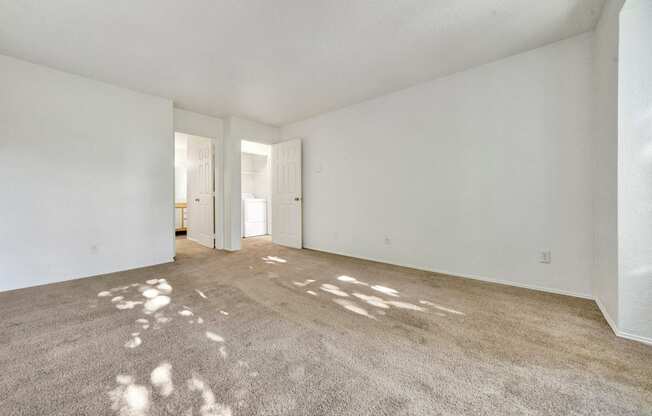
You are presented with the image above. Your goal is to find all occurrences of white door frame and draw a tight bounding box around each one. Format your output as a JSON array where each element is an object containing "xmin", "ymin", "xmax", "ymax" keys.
[{"xmin": 173, "ymin": 131, "xmax": 225, "ymax": 253}]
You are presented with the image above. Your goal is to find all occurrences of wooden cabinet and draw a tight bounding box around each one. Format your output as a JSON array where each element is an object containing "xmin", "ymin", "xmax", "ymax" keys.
[{"xmin": 175, "ymin": 202, "xmax": 187, "ymax": 232}]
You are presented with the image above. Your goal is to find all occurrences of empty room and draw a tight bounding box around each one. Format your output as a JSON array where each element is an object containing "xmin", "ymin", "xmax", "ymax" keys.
[{"xmin": 1, "ymin": 1, "xmax": 651, "ymax": 415}]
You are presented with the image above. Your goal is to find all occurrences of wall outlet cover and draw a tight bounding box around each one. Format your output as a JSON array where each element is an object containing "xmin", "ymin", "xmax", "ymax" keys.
[{"xmin": 539, "ymin": 250, "xmax": 551, "ymax": 264}]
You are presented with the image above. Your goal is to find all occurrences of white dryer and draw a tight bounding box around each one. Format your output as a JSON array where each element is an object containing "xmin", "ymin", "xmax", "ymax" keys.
[{"xmin": 242, "ymin": 194, "xmax": 267, "ymax": 237}]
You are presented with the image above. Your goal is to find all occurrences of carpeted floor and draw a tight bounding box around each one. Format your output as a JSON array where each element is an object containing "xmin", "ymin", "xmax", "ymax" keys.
[{"xmin": 1, "ymin": 236, "xmax": 651, "ymax": 415}]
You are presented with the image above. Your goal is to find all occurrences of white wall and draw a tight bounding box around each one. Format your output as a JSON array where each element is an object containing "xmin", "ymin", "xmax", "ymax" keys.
[
  {"xmin": 173, "ymin": 108, "xmax": 223, "ymax": 140},
  {"xmin": 592, "ymin": 0, "xmax": 625, "ymax": 328},
  {"xmin": 282, "ymin": 33, "xmax": 594, "ymax": 298},
  {"xmin": 229, "ymin": 116, "xmax": 280, "ymax": 144},
  {"xmin": 618, "ymin": 0, "xmax": 652, "ymax": 341},
  {"xmin": 175, "ymin": 133, "xmax": 188, "ymax": 203},
  {"xmin": 0, "ymin": 54, "xmax": 174, "ymax": 292}
]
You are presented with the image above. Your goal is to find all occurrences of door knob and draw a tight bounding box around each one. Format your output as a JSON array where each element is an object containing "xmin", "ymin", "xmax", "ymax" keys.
[
  {"xmin": 194, "ymin": 198, "xmax": 200, "ymax": 202},
  {"xmin": 294, "ymin": 197, "xmax": 301, "ymax": 201}
]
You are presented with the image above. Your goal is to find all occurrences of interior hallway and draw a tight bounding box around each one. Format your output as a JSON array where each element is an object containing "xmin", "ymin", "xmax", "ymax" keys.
[{"xmin": 1, "ymin": 237, "xmax": 650, "ymax": 415}]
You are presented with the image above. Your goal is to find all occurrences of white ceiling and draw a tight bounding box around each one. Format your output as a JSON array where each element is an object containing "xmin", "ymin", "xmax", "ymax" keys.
[{"xmin": 0, "ymin": 0, "xmax": 605, "ymax": 126}]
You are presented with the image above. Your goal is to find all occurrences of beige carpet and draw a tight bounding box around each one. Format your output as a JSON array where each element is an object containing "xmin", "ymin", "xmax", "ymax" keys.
[{"xmin": 1, "ymin": 236, "xmax": 650, "ymax": 415}]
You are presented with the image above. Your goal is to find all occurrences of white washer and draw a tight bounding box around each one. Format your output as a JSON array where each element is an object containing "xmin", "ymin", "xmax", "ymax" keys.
[{"xmin": 242, "ymin": 195, "xmax": 267, "ymax": 237}]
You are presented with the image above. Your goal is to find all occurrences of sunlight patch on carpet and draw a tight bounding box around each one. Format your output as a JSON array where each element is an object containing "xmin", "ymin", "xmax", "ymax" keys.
[
  {"xmin": 142, "ymin": 288, "xmax": 160, "ymax": 299},
  {"xmin": 419, "ymin": 300, "xmax": 465, "ymax": 315},
  {"xmin": 320, "ymin": 284, "xmax": 349, "ymax": 297},
  {"xmin": 262, "ymin": 256, "xmax": 287, "ymax": 263},
  {"xmin": 352, "ymin": 292, "xmax": 390, "ymax": 309},
  {"xmin": 116, "ymin": 300, "xmax": 144, "ymax": 310},
  {"xmin": 156, "ymin": 281, "xmax": 173, "ymax": 294},
  {"xmin": 125, "ymin": 333, "xmax": 142, "ymax": 349},
  {"xmin": 370, "ymin": 285, "xmax": 400, "ymax": 297},
  {"xmin": 144, "ymin": 295, "xmax": 171, "ymax": 313},
  {"xmin": 219, "ymin": 345, "xmax": 228, "ymax": 359},
  {"xmin": 109, "ymin": 376, "xmax": 150, "ymax": 416},
  {"xmin": 333, "ymin": 299, "xmax": 377, "ymax": 320},
  {"xmin": 337, "ymin": 275, "xmax": 369, "ymax": 286},
  {"xmin": 206, "ymin": 331, "xmax": 225, "ymax": 343},
  {"xmin": 188, "ymin": 375, "xmax": 232, "ymax": 416},
  {"xmin": 150, "ymin": 362, "xmax": 174, "ymax": 397},
  {"xmin": 386, "ymin": 301, "xmax": 426, "ymax": 311}
]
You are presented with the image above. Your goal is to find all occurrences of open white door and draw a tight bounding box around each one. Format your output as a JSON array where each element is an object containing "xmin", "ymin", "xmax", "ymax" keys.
[
  {"xmin": 187, "ymin": 135, "xmax": 214, "ymax": 248},
  {"xmin": 271, "ymin": 139, "xmax": 302, "ymax": 248}
]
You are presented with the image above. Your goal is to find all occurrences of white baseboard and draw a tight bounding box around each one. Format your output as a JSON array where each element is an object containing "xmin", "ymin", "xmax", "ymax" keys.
[
  {"xmin": 304, "ymin": 245, "xmax": 593, "ymax": 299},
  {"xmin": 595, "ymin": 297, "xmax": 652, "ymax": 346},
  {"xmin": 304, "ymin": 245, "xmax": 652, "ymax": 346},
  {"xmin": 425, "ymin": 267, "xmax": 594, "ymax": 300},
  {"xmin": 618, "ymin": 329, "xmax": 652, "ymax": 346},
  {"xmin": 594, "ymin": 296, "xmax": 619, "ymax": 335}
]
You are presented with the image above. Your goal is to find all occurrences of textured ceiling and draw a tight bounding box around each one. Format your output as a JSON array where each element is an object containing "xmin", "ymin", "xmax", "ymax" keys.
[{"xmin": 0, "ymin": 0, "xmax": 605, "ymax": 125}]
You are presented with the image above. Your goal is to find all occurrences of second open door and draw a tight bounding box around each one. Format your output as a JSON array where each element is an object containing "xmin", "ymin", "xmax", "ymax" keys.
[
  {"xmin": 187, "ymin": 134, "xmax": 215, "ymax": 248},
  {"xmin": 271, "ymin": 139, "xmax": 302, "ymax": 248}
]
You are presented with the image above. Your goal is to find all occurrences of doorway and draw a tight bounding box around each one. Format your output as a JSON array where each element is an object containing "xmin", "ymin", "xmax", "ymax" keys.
[
  {"xmin": 240, "ymin": 138, "xmax": 303, "ymax": 248},
  {"xmin": 175, "ymin": 132, "xmax": 215, "ymax": 249},
  {"xmin": 241, "ymin": 140, "xmax": 271, "ymax": 238}
]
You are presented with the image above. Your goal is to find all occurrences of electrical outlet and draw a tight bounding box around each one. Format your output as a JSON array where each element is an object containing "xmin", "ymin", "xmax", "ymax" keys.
[
  {"xmin": 539, "ymin": 250, "xmax": 551, "ymax": 264},
  {"xmin": 384, "ymin": 236, "xmax": 391, "ymax": 246}
]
